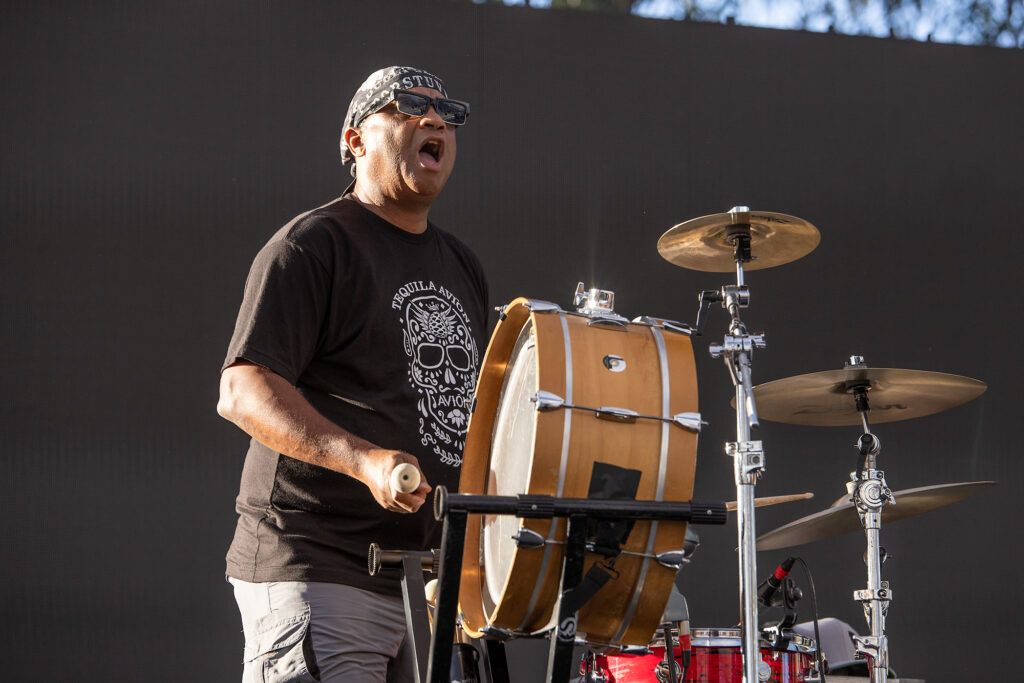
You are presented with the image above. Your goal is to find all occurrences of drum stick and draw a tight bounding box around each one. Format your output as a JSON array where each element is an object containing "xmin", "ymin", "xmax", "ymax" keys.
[
  {"xmin": 726, "ymin": 492, "xmax": 813, "ymax": 511},
  {"xmin": 391, "ymin": 463, "xmax": 422, "ymax": 494}
]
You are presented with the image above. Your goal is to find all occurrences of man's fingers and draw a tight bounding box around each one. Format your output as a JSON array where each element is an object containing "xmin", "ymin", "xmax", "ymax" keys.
[{"xmin": 393, "ymin": 490, "xmax": 427, "ymax": 513}]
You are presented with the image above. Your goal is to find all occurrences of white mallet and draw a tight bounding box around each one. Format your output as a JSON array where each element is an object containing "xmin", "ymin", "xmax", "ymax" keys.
[
  {"xmin": 424, "ymin": 578, "xmax": 439, "ymax": 606},
  {"xmin": 390, "ymin": 463, "xmax": 421, "ymax": 494}
]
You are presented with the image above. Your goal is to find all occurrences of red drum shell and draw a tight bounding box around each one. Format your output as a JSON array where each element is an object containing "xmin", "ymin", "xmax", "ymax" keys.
[{"xmin": 592, "ymin": 627, "xmax": 817, "ymax": 683}]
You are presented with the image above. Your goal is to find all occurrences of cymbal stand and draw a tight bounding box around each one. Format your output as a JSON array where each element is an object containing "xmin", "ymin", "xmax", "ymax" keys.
[
  {"xmin": 704, "ymin": 207, "xmax": 767, "ymax": 683},
  {"xmin": 845, "ymin": 356, "xmax": 895, "ymax": 683}
]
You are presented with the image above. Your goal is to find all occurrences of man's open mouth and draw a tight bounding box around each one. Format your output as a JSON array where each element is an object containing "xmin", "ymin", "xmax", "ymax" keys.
[{"xmin": 419, "ymin": 139, "xmax": 442, "ymax": 166}]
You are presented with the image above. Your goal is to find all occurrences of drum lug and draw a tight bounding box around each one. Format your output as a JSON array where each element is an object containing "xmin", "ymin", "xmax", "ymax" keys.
[
  {"xmin": 672, "ymin": 412, "xmax": 705, "ymax": 433},
  {"xmin": 523, "ymin": 299, "xmax": 562, "ymax": 313},
  {"xmin": 512, "ymin": 528, "xmax": 547, "ymax": 549},
  {"xmin": 632, "ymin": 315, "xmax": 694, "ymax": 336},
  {"xmin": 532, "ymin": 390, "xmax": 565, "ymax": 411},
  {"xmin": 654, "ymin": 550, "xmax": 689, "ymax": 570},
  {"xmin": 480, "ymin": 625, "xmax": 515, "ymax": 640}
]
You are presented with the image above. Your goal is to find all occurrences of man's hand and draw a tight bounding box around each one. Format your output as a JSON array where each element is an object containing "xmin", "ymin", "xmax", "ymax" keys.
[{"xmin": 361, "ymin": 450, "xmax": 431, "ymax": 513}]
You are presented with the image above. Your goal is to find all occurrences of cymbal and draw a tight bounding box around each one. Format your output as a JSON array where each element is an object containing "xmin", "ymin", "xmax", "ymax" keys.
[
  {"xmin": 725, "ymin": 492, "xmax": 814, "ymax": 511},
  {"xmin": 749, "ymin": 367, "xmax": 987, "ymax": 426},
  {"xmin": 756, "ymin": 481, "xmax": 995, "ymax": 550},
  {"xmin": 658, "ymin": 208, "xmax": 820, "ymax": 272}
]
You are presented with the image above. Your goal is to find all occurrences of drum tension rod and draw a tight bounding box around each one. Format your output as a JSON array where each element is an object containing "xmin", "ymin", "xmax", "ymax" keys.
[{"xmin": 530, "ymin": 390, "xmax": 705, "ymax": 433}]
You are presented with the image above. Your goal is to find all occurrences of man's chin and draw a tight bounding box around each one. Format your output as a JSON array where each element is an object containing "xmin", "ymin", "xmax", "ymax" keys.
[{"xmin": 405, "ymin": 172, "xmax": 450, "ymax": 200}]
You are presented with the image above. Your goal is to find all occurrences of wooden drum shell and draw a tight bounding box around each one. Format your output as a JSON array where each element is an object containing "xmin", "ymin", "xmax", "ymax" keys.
[{"xmin": 458, "ymin": 298, "xmax": 699, "ymax": 648}]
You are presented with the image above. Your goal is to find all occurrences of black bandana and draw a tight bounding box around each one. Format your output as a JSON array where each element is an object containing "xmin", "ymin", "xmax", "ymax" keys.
[{"xmin": 340, "ymin": 66, "xmax": 449, "ymax": 164}]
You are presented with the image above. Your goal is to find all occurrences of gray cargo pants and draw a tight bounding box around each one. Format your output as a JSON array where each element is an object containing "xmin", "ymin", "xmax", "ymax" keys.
[{"xmin": 229, "ymin": 578, "xmax": 416, "ymax": 683}]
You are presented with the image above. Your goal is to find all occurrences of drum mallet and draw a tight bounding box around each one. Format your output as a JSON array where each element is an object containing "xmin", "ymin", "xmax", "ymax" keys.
[{"xmin": 391, "ymin": 463, "xmax": 422, "ymax": 494}]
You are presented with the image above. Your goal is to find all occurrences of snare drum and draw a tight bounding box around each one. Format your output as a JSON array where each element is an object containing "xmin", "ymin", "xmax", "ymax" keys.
[
  {"xmin": 458, "ymin": 298, "xmax": 699, "ymax": 647},
  {"xmin": 592, "ymin": 627, "xmax": 817, "ymax": 682},
  {"xmin": 685, "ymin": 628, "xmax": 817, "ymax": 683}
]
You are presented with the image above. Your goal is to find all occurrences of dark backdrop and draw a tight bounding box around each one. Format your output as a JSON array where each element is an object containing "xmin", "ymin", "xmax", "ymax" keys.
[{"xmin": 3, "ymin": 1, "xmax": 1021, "ymax": 680}]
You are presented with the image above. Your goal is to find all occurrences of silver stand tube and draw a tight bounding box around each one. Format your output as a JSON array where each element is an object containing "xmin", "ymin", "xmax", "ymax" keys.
[
  {"xmin": 846, "ymin": 380, "xmax": 893, "ymax": 683},
  {"xmin": 711, "ymin": 254, "xmax": 767, "ymax": 683}
]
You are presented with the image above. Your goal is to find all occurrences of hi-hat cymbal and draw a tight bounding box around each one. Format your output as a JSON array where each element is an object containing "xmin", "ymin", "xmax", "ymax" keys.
[
  {"xmin": 749, "ymin": 367, "xmax": 987, "ymax": 426},
  {"xmin": 658, "ymin": 207, "xmax": 820, "ymax": 272},
  {"xmin": 756, "ymin": 481, "xmax": 995, "ymax": 550}
]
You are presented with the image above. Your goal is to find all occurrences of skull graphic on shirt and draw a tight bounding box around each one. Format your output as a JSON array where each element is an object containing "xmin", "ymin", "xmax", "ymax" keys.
[{"xmin": 401, "ymin": 291, "xmax": 478, "ymax": 465}]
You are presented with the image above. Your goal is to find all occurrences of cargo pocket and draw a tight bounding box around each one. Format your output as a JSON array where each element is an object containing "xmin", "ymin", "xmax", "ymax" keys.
[{"xmin": 245, "ymin": 602, "xmax": 321, "ymax": 682}]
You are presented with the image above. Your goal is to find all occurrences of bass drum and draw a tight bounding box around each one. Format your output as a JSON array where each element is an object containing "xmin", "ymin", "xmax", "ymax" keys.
[{"xmin": 458, "ymin": 298, "xmax": 699, "ymax": 648}]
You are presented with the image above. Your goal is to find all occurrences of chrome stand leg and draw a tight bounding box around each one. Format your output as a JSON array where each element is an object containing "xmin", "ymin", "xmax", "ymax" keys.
[
  {"xmin": 844, "ymin": 369, "xmax": 894, "ymax": 683},
  {"xmin": 851, "ymin": 472, "xmax": 893, "ymax": 683},
  {"xmin": 707, "ymin": 238, "xmax": 767, "ymax": 683}
]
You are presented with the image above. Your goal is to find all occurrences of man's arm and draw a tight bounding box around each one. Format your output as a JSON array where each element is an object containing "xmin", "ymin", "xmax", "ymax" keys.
[{"xmin": 217, "ymin": 361, "xmax": 430, "ymax": 513}]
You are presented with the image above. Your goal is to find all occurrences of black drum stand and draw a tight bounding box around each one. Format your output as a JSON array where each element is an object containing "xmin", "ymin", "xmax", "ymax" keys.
[{"xmin": 374, "ymin": 487, "xmax": 727, "ymax": 683}]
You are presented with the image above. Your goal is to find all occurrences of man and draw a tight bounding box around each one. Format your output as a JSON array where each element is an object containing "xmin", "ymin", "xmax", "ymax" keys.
[{"xmin": 218, "ymin": 66, "xmax": 488, "ymax": 683}]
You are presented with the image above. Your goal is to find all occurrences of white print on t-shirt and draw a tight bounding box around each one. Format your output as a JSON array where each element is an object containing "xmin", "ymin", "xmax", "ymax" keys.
[{"xmin": 395, "ymin": 281, "xmax": 479, "ymax": 467}]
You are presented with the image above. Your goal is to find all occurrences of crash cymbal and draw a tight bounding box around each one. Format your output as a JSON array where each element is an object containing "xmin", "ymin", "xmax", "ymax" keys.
[
  {"xmin": 725, "ymin": 492, "xmax": 814, "ymax": 512},
  {"xmin": 749, "ymin": 367, "xmax": 986, "ymax": 426},
  {"xmin": 756, "ymin": 481, "xmax": 995, "ymax": 550},
  {"xmin": 658, "ymin": 207, "xmax": 820, "ymax": 272}
]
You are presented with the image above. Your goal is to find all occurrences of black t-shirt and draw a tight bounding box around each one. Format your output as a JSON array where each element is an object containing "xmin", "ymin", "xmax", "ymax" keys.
[{"xmin": 223, "ymin": 195, "xmax": 489, "ymax": 596}]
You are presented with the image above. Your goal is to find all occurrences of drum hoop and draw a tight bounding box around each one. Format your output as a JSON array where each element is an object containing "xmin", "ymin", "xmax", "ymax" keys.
[{"xmin": 690, "ymin": 628, "xmax": 817, "ymax": 653}]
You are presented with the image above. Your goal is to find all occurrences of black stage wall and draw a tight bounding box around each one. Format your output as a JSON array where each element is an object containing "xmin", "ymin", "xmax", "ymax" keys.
[{"xmin": 3, "ymin": 1, "xmax": 1022, "ymax": 680}]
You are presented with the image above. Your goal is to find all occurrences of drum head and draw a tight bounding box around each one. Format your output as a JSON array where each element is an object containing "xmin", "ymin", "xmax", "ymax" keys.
[{"xmin": 482, "ymin": 320, "xmax": 537, "ymax": 608}]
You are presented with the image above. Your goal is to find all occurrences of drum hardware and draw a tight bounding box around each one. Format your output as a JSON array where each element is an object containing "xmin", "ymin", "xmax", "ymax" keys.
[
  {"xmin": 655, "ymin": 622, "xmax": 684, "ymax": 683},
  {"xmin": 511, "ymin": 528, "xmax": 694, "ymax": 570},
  {"xmin": 752, "ymin": 356, "xmax": 990, "ymax": 683},
  {"xmin": 367, "ymin": 543, "xmax": 440, "ymax": 577},
  {"xmin": 530, "ymin": 390, "xmax": 705, "ymax": 432},
  {"xmin": 661, "ymin": 205, "xmax": 820, "ymax": 683},
  {"xmin": 366, "ymin": 543, "xmax": 437, "ymax": 683},
  {"xmin": 574, "ymin": 282, "xmax": 624, "ymax": 319},
  {"xmin": 631, "ymin": 315, "xmax": 695, "ymax": 336},
  {"xmin": 844, "ymin": 375, "xmax": 893, "ymax": 683},
  {"xmin": 425, "ymin": 487, "xmax": 728, "ymax": 683},
  {"xmin": 603, "ymin": 354, "xmax": 627, "ymax": 372}
]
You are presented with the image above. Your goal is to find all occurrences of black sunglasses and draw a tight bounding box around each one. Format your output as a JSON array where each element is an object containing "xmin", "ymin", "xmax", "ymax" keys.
[{"xmin": 390, "ymin": 89, "xmax": 470, "ymax": 126}]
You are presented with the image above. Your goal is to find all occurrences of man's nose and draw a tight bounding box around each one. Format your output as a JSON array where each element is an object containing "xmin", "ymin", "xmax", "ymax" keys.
[{"xmin": 418, "ymin": 105, "xmax": 446, "ymax": 128}]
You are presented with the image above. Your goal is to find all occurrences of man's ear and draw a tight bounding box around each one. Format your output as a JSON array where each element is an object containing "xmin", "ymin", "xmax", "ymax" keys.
[{"xmin": 343, "ymin": 127, "xmax": 365, "ymax": 159}]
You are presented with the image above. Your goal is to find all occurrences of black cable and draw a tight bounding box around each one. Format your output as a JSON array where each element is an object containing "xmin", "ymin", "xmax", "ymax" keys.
[{"xmin": 793, "ymin": 556, "xmax": 826, "ymax": 682}]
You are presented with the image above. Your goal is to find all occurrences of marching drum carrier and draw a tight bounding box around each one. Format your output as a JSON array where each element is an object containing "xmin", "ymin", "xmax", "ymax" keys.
[{"xmin": 457, "ymin": 291, "xmax": 701, "ymax": 648}]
